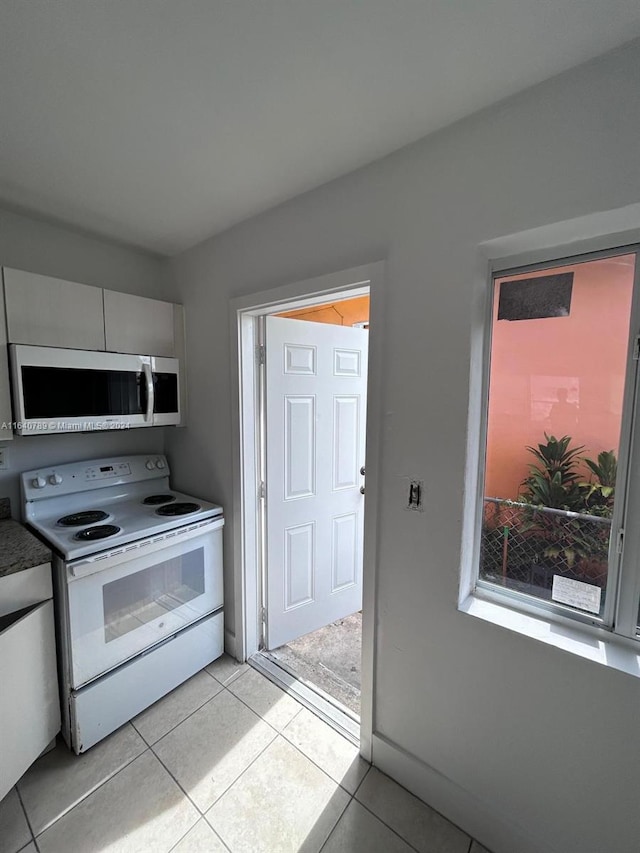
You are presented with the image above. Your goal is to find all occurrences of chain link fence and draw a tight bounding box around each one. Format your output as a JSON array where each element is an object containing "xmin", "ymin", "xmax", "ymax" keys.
[{"xmin": 480, "ymin": 497, "xmax": 611, "ymax": 596}]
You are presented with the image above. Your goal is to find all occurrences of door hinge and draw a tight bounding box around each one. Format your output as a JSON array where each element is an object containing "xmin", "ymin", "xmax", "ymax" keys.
[
  {"xmin": 256, "ymin": 344, "xmax": 266, "ymax": 365},
  {"xmin": 258, "ymin": 480, "xmax": 266, "ymax": 500},
  {"xmin": 617, "ymin": 528, "xmax": 625, "ymax": 554},
  {"xmin": 633, "ymin": 336, "xmax": 640, "ymax": 360}
]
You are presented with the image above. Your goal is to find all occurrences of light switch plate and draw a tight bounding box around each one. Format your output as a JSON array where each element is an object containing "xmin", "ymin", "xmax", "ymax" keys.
[{"xmin": 407, "ymin": 478, "xmax": 424, "ymax": 511}]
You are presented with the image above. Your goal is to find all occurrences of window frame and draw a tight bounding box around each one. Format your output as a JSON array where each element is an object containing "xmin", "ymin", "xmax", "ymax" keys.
[{"xmin": 472, "ymin": 241, "xmax": 640, "ymax": 642}]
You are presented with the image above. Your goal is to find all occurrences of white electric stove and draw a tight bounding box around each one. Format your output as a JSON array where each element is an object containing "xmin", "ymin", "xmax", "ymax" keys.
[{"xmin": 21, "ymin": 454, "xmax": 225, "ymax": 754}]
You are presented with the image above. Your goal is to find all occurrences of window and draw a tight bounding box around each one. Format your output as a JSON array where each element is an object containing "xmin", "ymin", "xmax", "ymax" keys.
[{"xmin": 475, "ymin": 246, "xmax": 640, "ymax": 641}]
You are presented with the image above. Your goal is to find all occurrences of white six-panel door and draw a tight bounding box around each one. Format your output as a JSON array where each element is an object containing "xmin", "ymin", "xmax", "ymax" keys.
[{"xmin": 265, "ymin": 315, "xmax": 368, "ymax": 649}]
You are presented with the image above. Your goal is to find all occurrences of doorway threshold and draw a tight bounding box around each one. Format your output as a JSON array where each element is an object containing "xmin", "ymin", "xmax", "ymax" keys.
[{"xmin": 249, "ymin": 651, "xmax": 360, "ymax": 746}]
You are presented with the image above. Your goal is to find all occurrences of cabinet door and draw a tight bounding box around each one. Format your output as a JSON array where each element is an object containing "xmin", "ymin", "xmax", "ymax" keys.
[
  {"xmin": 3, "ymin": 268, "xmax": 106, "ymax": 350},
  {"xmin": 0, "ymin": 599, "xmax": 60, "ymax": 801},
  {"xmin": 104, "ymin": 290, "xmax": 175, "ymax": 356}
]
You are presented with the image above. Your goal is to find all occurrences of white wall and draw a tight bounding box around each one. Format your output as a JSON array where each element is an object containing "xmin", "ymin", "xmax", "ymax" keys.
[
  {"xmin": 0, "ymin": 207, "xmax": 170, "ymax": 513},
  {"xmin": 166, "ymin": 40, "xmax": 640, "ymax": 853}
]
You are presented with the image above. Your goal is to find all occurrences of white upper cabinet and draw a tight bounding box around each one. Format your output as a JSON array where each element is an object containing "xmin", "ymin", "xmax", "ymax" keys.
[
  {"xmin": 3, "ymin": 268, "xmax": 106, "ymax": 350},
  {"xmin": 104, "ymin": 290, "xmax": 175, "ymax": 357}
]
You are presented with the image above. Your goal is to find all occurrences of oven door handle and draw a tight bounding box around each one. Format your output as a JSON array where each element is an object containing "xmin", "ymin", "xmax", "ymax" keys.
[{"xmin": 143, "ymin": 362, "xmax": 154, "ymax": 423}]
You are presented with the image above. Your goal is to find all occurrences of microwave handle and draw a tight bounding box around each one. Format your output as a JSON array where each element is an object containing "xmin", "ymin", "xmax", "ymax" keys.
[{"xmin": 143, "ymin": 362, "xmax": 154, "ymax": 422}]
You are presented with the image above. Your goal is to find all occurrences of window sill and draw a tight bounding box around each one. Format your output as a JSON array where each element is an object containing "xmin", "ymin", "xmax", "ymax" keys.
[{"xmin": 459, "ymin": 593, "xmax": 640, "ymax": 679}]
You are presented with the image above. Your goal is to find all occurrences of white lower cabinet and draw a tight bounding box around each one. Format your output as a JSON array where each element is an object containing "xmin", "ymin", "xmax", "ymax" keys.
[{"xmin": 0, "ymin": 596, "xmax": 60, "ymax": 800}]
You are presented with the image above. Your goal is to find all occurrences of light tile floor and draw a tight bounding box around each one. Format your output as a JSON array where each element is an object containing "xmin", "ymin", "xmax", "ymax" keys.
[{"xmin": 1, "ymin": 657, "xmax": 493, "ymax": 853}]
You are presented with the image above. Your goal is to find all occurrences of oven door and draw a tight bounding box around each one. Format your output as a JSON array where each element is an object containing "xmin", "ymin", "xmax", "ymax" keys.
[
  {"xmin": 65, "ymin": 521, "xmax": 223, "ymax": 688},
  {"xmin": 10, "ymin": 345, "xmax": 153, "ymax": 435}
]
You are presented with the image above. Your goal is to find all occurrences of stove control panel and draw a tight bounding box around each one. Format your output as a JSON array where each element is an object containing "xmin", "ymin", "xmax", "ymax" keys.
[
  {"xmin": 22, "ymin": 455, "xmax": 171, "ymax": 502},
  {"xmin": 85, "ymin": 462, "xmax": 132, "ymax": 481}
]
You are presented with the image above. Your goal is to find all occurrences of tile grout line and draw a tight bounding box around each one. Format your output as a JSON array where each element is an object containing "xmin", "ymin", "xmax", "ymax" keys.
[
  {"xmin": 25, "ymin": 729, "xmax": 150, "ymax": 842},
  {"xmin": 276, "ymin": 699, "xmax": 372, "ymax": 796},
  {"xmin": 27, "ymin": 666, "xmax": 245, "ymax": 845},
  {"xmin": 279, "ymin": 722, "xmax": 370, "ymax": 797},
  {"xmin": 13, "ymin": 660, "xmax": 484, "ymax": 853},
  {"xmin": 131, "ymin": 675, "xmax": 225, "ymax": 748},
  {"xmin": 197, "ymin": 684, "xmax": 281, "ymax": 804},
  {"xmin": 227, "ymin": 667, "xmax": 371, "ymax": 796},
  {"xmin": 28, "ymin": 742, "xmax": 220, "ymax": 852},
  {"xmin": 189, "ymin": 731, "xmax": 282, "ymax": 846},
  {"xmin": 350, "ymin": 796, "xmax": 440, "ymax": 853},
  {"xmin": 14, "ymin": 785, "xmax": 36, "ymax": 847},
  {"xmin": 149, "ymin": 683, "xmax": 278, "ymax": 816},
  {"xmin": 351, "ymin": 763, "xmax": 371, "ymax": 796},
  {"xmin": 226, "ymin": 675, "xmax": 305, "ymax": 736},
  {"xmin": 316, "ymin": 787, "xmax": 354, "ymax": 853},
  {"xmin": 166, "ymin": 814, "xmax": 233, "ymax": 853},
  {"xmin": 15, "ymin": 664, "xmax": 245, "ymax": 850},
  {"xmin": 17, "ymin": 666, "xmax": 226, "ymax": 844},
  {"xmin": 20, "ymin": 663, "xmax": 372, "ymax": 852},
  {"xmin": 147, "ymin": 734, "xmax": 217, "ymax": 820},
  {"xmin": 250, "ymin": 653, "xmax": 361, "ymax": 743},
  {"xmin": 15, "ymin": 840, "xmax": 39, "ymax": 853},
  {"xmin": 158, "ymin": 705, "xmax": 351, "ymax": 853},
  {"xmin": 29, "ymin": 740, "xmax": 154, "ymax": 843},
  {"xmin": 356, "ymin": 766, "xmax": 479, "ymax": 851},
  {"xmin": 147, "ymin": 672, "xmax": 360, "ymax": 843}
]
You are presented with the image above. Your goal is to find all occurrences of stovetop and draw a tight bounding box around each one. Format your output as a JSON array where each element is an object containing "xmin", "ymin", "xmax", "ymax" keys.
[{"xmin": 21, "ymin": 454, "xmax": 223, "ymax": 562}]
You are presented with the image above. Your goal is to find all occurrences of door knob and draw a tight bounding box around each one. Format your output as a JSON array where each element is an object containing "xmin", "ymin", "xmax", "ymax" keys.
[{"xmin": 360, "ymin": 466, "xmax": 366, "ymax": 476}]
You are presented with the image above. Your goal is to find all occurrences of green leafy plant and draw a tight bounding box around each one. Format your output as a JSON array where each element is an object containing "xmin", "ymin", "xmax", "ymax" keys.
[
  {"xmin": 518, "ymin": 435, "xmax": 612, "ymax": 573},
  {"xmin": 519, "ymin": 433, "xmax": 585, "ymax": 511},
  {"xmin": 581, "ymin": 450, "xmax": 617, "ymax": 517}
]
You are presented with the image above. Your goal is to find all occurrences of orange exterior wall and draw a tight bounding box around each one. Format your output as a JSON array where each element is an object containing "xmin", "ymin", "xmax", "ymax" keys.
[
  {"xmin": 277, "ymin": 295, "xmax": 369, "ymax": 326},
  {"xmin": 485, "ymin": 255, "xmax": 635, "ymax": 499}
]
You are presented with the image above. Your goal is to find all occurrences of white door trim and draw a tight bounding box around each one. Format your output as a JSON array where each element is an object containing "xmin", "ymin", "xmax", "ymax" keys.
[{"xmin": 230, "ymin": 261, "xmax": 385, "ymax": 760}]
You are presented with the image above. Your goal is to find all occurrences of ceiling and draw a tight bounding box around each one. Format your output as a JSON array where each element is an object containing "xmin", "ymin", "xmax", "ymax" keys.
[{"xmin": 1, "ymin": 2, "xmax": 639, "ymax": 256}]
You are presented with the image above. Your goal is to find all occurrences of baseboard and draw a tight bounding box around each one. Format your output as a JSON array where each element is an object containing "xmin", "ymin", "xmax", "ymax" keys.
[
  {"xmin": 224, "ymin": 627, "xmax": 236, "ymax": 660},
  {"xmin": 372, "ymin": 733, "xmax": 559, "ymax": 853}
]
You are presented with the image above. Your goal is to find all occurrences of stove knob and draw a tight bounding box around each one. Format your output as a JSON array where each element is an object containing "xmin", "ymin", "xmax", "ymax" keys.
[
  {"xmin": 31, "ymin": 476, "xmax": 46, "ymax": 489},
  {"xmin": 145, "ymin": 459, "xmax": 155, "ymax": 470},
  {"xmin": 155, "ymin": 458, "xmax": 166, "ymax": 469},
  {"xmin": 48, "ymin": 473, "xmax": 63, "ymax": 485}
]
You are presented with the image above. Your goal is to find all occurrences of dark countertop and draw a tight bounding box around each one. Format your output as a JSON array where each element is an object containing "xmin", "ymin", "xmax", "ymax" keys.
[{"xmin": 0, "ymin": 513, "xmax": 52, "ymax": 577}]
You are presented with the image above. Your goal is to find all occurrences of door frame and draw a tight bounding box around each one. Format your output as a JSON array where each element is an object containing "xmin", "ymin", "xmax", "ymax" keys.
[{"xmin": 230, "ymin": 261, "xmax": 384, "ymax": 759}]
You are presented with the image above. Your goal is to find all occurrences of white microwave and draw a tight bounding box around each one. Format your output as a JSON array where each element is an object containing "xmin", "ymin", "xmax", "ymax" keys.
[{"xmin": 9, "ymin": 344, "xmax": 181, "ymax": 435}]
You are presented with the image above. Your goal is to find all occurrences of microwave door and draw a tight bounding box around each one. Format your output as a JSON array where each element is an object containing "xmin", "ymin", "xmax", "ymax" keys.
[
  {"xmin": 10, "ymin": 345, "xmax": 151, "ymax": 434},
  {"xmin": 151, "ymin": 356, "xmax": 181, "ymax": 426}
]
